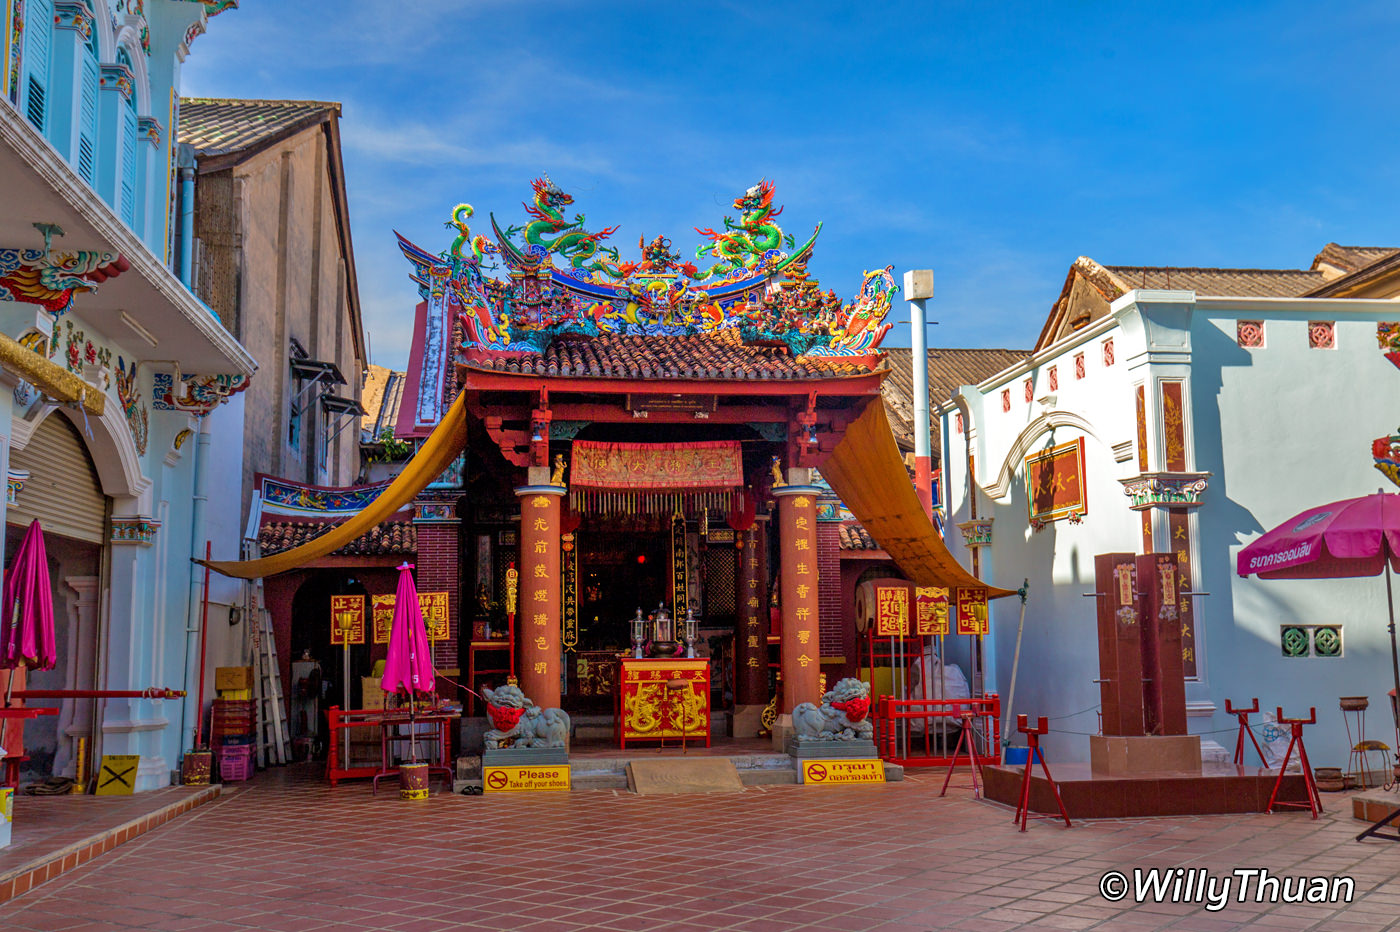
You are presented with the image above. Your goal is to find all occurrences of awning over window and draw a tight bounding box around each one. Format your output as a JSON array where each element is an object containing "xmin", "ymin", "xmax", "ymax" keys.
[{"xmin": 822, "ymin": 400, "xmax": 1016, "ymax": 599}]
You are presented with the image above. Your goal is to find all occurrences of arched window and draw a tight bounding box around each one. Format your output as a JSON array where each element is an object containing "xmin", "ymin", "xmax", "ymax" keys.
[
  {"xmin": 76, "ymin": 29, "xmax": 99, "ymax": 183},
  {"xmin": 21, "ymin": 0, "xmax": 55, "ymax": 131},
  {"xmin": 117, "ymin": 48, "xmax": 138, "ymax": 226}
]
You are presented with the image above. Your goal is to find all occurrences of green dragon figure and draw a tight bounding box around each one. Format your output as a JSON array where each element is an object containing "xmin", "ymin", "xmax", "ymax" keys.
[
  {"xmin": 693, "ymin": 179, "xmax": 796, "ymax": 281},
  {"xmin": 445, "ymin": 203, "xmax": 491, "ymax": 270},
  {"xmin": 503, "ymin": 176, "xmax": 627, "ymax": 278}
]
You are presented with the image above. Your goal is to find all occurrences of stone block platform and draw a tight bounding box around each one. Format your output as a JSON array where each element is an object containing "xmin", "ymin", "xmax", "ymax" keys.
[{"xmin": 983, "ymin": 760, "xmax": 1310, "ymax": 818}]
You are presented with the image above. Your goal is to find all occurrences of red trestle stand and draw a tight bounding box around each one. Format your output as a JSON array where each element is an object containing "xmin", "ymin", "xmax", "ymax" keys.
[
  {"xmin": 939, "ymin": 712, "xmax": 983, "ymax": 799},
  {"xmin": 1013, "ymin": 715, "xmax": 1071, "ymax": 831},
  {"xmin": 1225, "ymin": 698, "xmax": 1268, "ymax": 766},
  {"xmin": 1266, "ymin": 706, "xmax": 1322, "ymax": 819}
]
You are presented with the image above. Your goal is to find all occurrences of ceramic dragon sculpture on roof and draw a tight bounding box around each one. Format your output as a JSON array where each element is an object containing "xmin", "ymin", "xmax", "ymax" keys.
[
  {"xmin": 502, "ymin": 176, "xmax": 629, "ymax": 279},
  {"xmin": 692, "ymin": 179, "xmax": 797, "ymax": 282},
  {"xmin": 394, "ymin": 177, "xmax": 895, "ymax": 364}
]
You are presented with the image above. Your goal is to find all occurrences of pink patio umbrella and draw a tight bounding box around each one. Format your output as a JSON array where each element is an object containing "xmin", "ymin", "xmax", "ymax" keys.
[
  {"xmin": 2, "ymin": 521, "xmax": 56, "ymax": 706},
  {"xmin": 1237, "ymin": 491, "xmax": 1400, "ymax": 747},
  {"xmin": 380, "ymin": 563, "xmax": 436, "ymax": 762}
]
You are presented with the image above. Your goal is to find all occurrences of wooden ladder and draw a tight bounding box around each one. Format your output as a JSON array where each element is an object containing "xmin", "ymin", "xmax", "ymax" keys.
[{"xmin": 247, "ymin": 562, "xmax": 288, "ymax": 768}]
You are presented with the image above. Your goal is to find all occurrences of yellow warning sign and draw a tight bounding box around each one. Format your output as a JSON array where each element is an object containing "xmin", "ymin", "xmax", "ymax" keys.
[
  {"xmin": 483, "ymin": 765, "xmax": 571, "ymax": 793},
  {"xmin": 801, "ymin": 758, "xmax": 885, "ymax": 785},
  {"xmin": 95, "ymin": 754, "xmax": 141, "ymax": 795}
]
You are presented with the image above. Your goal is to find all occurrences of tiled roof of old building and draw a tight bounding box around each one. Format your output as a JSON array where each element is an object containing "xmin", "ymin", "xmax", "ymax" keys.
[
  {"xmin": 1311, "ymin": 243, "xmax": 1399, "ymax": 275},
  {"xmin": 258, "ymin": 520, "xmax": 415, "ymax": 557},
  {"xmin": 1103, "ymin": 266, "xmax": 1327, "ymax": 298},
  {"xmin": 459, "ymin": 330, "xmax": 877, "ymax": 381},
  {"xmin": 361, "ymin": 365, "xmax": 405, "ymax": 441},
  {"xmin": 838, "ymin": 523, "xmax": 881, "ymax": 551},
  {"xmin": 178, "ymin": 98, "xmax": 340, "ymax": 158},
  {"xmin": 881, "ymin": 348, "xmax": 1031, "ymax": 458}
]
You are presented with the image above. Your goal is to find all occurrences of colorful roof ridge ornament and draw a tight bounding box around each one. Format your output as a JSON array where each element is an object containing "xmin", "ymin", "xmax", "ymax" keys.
[{"xmin": 393, "ymin": 177, "xmax": 893, "ymax": 369}]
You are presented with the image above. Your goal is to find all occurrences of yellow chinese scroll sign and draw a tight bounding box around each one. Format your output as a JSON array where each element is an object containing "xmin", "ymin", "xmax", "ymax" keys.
[
  {"xmin": 199, "ymin": 390, "xmax": 470, "ymax": 579},
  {"xmin": 820, "ymin": 400, "xmax": 1016, "ymax": 600}
]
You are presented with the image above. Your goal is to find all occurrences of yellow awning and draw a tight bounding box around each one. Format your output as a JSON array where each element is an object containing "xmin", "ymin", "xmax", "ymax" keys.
[
  {"xmin": 200, "ymin": 390, "xmax": 469, "ymax": 579},
  {"xmin": 822, "ymin": 399, "xmax": 1016, "ymax": 599}
]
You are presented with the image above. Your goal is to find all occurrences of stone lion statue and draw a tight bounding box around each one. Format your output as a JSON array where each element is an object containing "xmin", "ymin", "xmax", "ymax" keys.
[
  {"xmin": 482, "ymin": 683, "xmax": 571, "ymax": 749},
  {"xmin": 791, "ymin": 677, "xmax": 874, "ymax": 742}
]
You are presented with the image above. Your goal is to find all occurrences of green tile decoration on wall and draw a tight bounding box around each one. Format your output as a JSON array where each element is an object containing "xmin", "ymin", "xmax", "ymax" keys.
[
  {"xmin": 1312, "ymin": 625, "xmax": 1342, "ymax": 657},
  {"xmin": 1281, "ymin": 625, "xmax": 1310, "ymax": 658}
]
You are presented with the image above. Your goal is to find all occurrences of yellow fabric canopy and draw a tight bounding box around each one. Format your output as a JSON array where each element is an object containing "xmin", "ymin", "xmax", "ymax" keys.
[
  {"xmin": 822, "ymin": 399, "xmax": 1016, "ymax": 599},
  {"xmin": 200, "ymin": 390, "xmax": 470, "ymax": 579}
]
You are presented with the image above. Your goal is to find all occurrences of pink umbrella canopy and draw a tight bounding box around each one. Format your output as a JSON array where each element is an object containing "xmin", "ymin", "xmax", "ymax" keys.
[
  {"xmin": 381, "ymin": 563, "xmax": 435, "ymax": 697},
  {"xmin": 1, "ymin": 520, "xmax": 56, "ymax": 671},
  {"xmin": 1236, "ymin": 492, "xmax": 1400, "ymax": 579}
]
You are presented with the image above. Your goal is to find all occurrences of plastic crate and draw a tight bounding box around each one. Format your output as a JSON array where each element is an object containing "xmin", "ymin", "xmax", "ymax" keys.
[{"xmin": 219, "ymin": 746, "xmax": 254, "ymax": 782}]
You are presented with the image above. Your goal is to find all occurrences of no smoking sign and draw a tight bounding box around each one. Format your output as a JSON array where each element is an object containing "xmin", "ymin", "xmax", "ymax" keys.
[
  {"xmin": 482, "ymin": 765, "xmax": 571, "ymax": 793},
  {"xmin": 800, "ymin": 759, "xmax": 884, "ymax": 785}
]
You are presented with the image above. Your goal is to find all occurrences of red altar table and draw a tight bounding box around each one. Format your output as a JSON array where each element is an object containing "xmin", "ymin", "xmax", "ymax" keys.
[
  {"xmin": 615, "ymin": 658, "xmax": 710, "ymax": 749},
  {"xmin": 326, "ymin": 706, "xmax": 458, "ymax": 789}
]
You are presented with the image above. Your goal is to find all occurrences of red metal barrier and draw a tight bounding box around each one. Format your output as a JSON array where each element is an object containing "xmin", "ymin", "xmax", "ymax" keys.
[
  {"xmin": 874, "ymin": 693, "xmax": 1001, "ymax": 768},
  {"xmin": 11, "ymin": 689, "xmax": 185, "ymax": 699}
]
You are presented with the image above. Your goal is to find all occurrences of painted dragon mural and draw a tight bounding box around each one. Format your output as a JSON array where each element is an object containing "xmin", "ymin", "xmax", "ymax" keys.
[{"xmin": 395, "ymin": 178, "xmax": 895, "ymax": 366}]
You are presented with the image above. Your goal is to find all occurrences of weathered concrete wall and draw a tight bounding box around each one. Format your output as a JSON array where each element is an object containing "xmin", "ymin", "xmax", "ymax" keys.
[{"xmin": 195, "ymin": 122, "xmax": 363, "ymax": 527}]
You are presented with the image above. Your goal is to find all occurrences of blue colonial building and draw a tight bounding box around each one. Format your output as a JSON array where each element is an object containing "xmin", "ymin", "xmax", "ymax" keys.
[{"xmin": 1, "ymin": 1, "xmax": 255, "ymax": 791}]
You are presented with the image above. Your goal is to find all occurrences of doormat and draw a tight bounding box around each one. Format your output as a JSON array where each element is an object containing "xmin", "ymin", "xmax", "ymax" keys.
[{"xmin": 626, "ymin": 758, "xmax": 743, "ymax": 795}]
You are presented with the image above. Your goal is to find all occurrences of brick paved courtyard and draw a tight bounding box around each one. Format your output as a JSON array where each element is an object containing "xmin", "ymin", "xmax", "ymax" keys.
[{"xmin": 2, "ymin": 766, "xmax": 1398, "ymax": 932}]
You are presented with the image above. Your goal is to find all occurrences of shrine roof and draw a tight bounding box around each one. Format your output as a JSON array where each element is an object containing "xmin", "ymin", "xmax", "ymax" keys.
[
  {"xmin": 458, "ymin": 330, "xmax": 879, "ymax": 382},
  {"xmin": 258, "ymin": 520, "xmax": 416, "ymax": 557},
  {"xmin": 838, "ymin": 523, "xmax": 881, "ymax": 551}
]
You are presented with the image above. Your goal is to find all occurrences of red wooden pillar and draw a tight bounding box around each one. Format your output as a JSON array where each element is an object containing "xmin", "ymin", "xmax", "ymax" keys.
[
  {"xmin": 736, "ymin": 520, "xmax": 769, "ymax": 706},
  {"xmin": 516, "ymin": 484, "xmax": 564, "ymax": 710},
  {"xmin": 774, "ymin": 485, "xmax": 821, "ymax": 712},
  {"xmin": 1095, "ymin": 552, "xmax": 1143, "ymax": 736}
]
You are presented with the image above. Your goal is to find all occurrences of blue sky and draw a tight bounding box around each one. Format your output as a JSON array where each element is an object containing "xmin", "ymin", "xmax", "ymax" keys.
[{"xmin": 182, "ymin": 2, "xmax": 1400, "ymax": 369}]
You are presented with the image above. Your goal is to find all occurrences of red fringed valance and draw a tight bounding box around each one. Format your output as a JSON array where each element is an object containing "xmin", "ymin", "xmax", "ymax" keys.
[
  {"xmin": 569, "ymin": 440, "xmax": 743, "ymax": 516},
  {"xmin": 571, "ymin": 440, "xmax": 742, "ymax": 490}
]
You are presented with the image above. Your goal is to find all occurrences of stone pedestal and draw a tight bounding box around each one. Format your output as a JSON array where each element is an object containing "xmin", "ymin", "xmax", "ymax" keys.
[
  {"xmin": 482, "ymin": 747, "xmax": 568, "ymax": 767},
  {"xmin": 732, "ymin": 704, "xmax": 765, "ymax": 739},
  {"xmin": 770, "ymin": 713, "xmax": 794, "ymax": 751},
  {"xmin": 1089, "ymin": 734, "xmax": 1202, "ymax": 776},
  {"xmin": 786, "ymin": 738, "xmax": 879, "ymax": 761}
]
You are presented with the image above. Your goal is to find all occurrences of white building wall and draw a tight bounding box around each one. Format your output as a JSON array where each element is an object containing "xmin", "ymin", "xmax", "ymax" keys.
[{"xmin": 942, "ymin": 291, "xmax": 1400, "ymax": 767}]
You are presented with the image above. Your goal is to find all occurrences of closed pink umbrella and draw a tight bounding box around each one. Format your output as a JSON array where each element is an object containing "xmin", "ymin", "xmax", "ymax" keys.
[
  {"xmin": 1238, "ymin": 491, "xmax": 1400, "ymax": 749},
  {"xmin": 381, "ymin": 563, "xmax": 435, "ymax": 761},
  {"xmin": 2, "ymin": 521, "xmax": 56, "ymax": 705}
]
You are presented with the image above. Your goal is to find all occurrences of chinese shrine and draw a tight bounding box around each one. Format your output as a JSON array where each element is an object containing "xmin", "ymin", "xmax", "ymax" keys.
[{"xmin": 205, "ymin": 178, "xmax": 1012, "ymax": 756}]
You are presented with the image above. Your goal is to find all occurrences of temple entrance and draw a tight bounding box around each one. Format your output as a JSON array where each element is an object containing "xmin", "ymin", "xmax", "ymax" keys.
[{"xmin": 563, "ymin": 517, "xmax": 743, "ymax": 729}]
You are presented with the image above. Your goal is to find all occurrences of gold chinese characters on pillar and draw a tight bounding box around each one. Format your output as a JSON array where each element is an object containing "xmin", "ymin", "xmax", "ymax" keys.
[
  {"xmin": 330, "ymin": 595, "xmax": 365, "ymax": 646},
  {"xmin": 670, "ymin": 512, "xmax": 688, "ymax": 611},
  {"xmin": 562, "ymin": 532, "xmax": 579, "ymax": 651}
]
